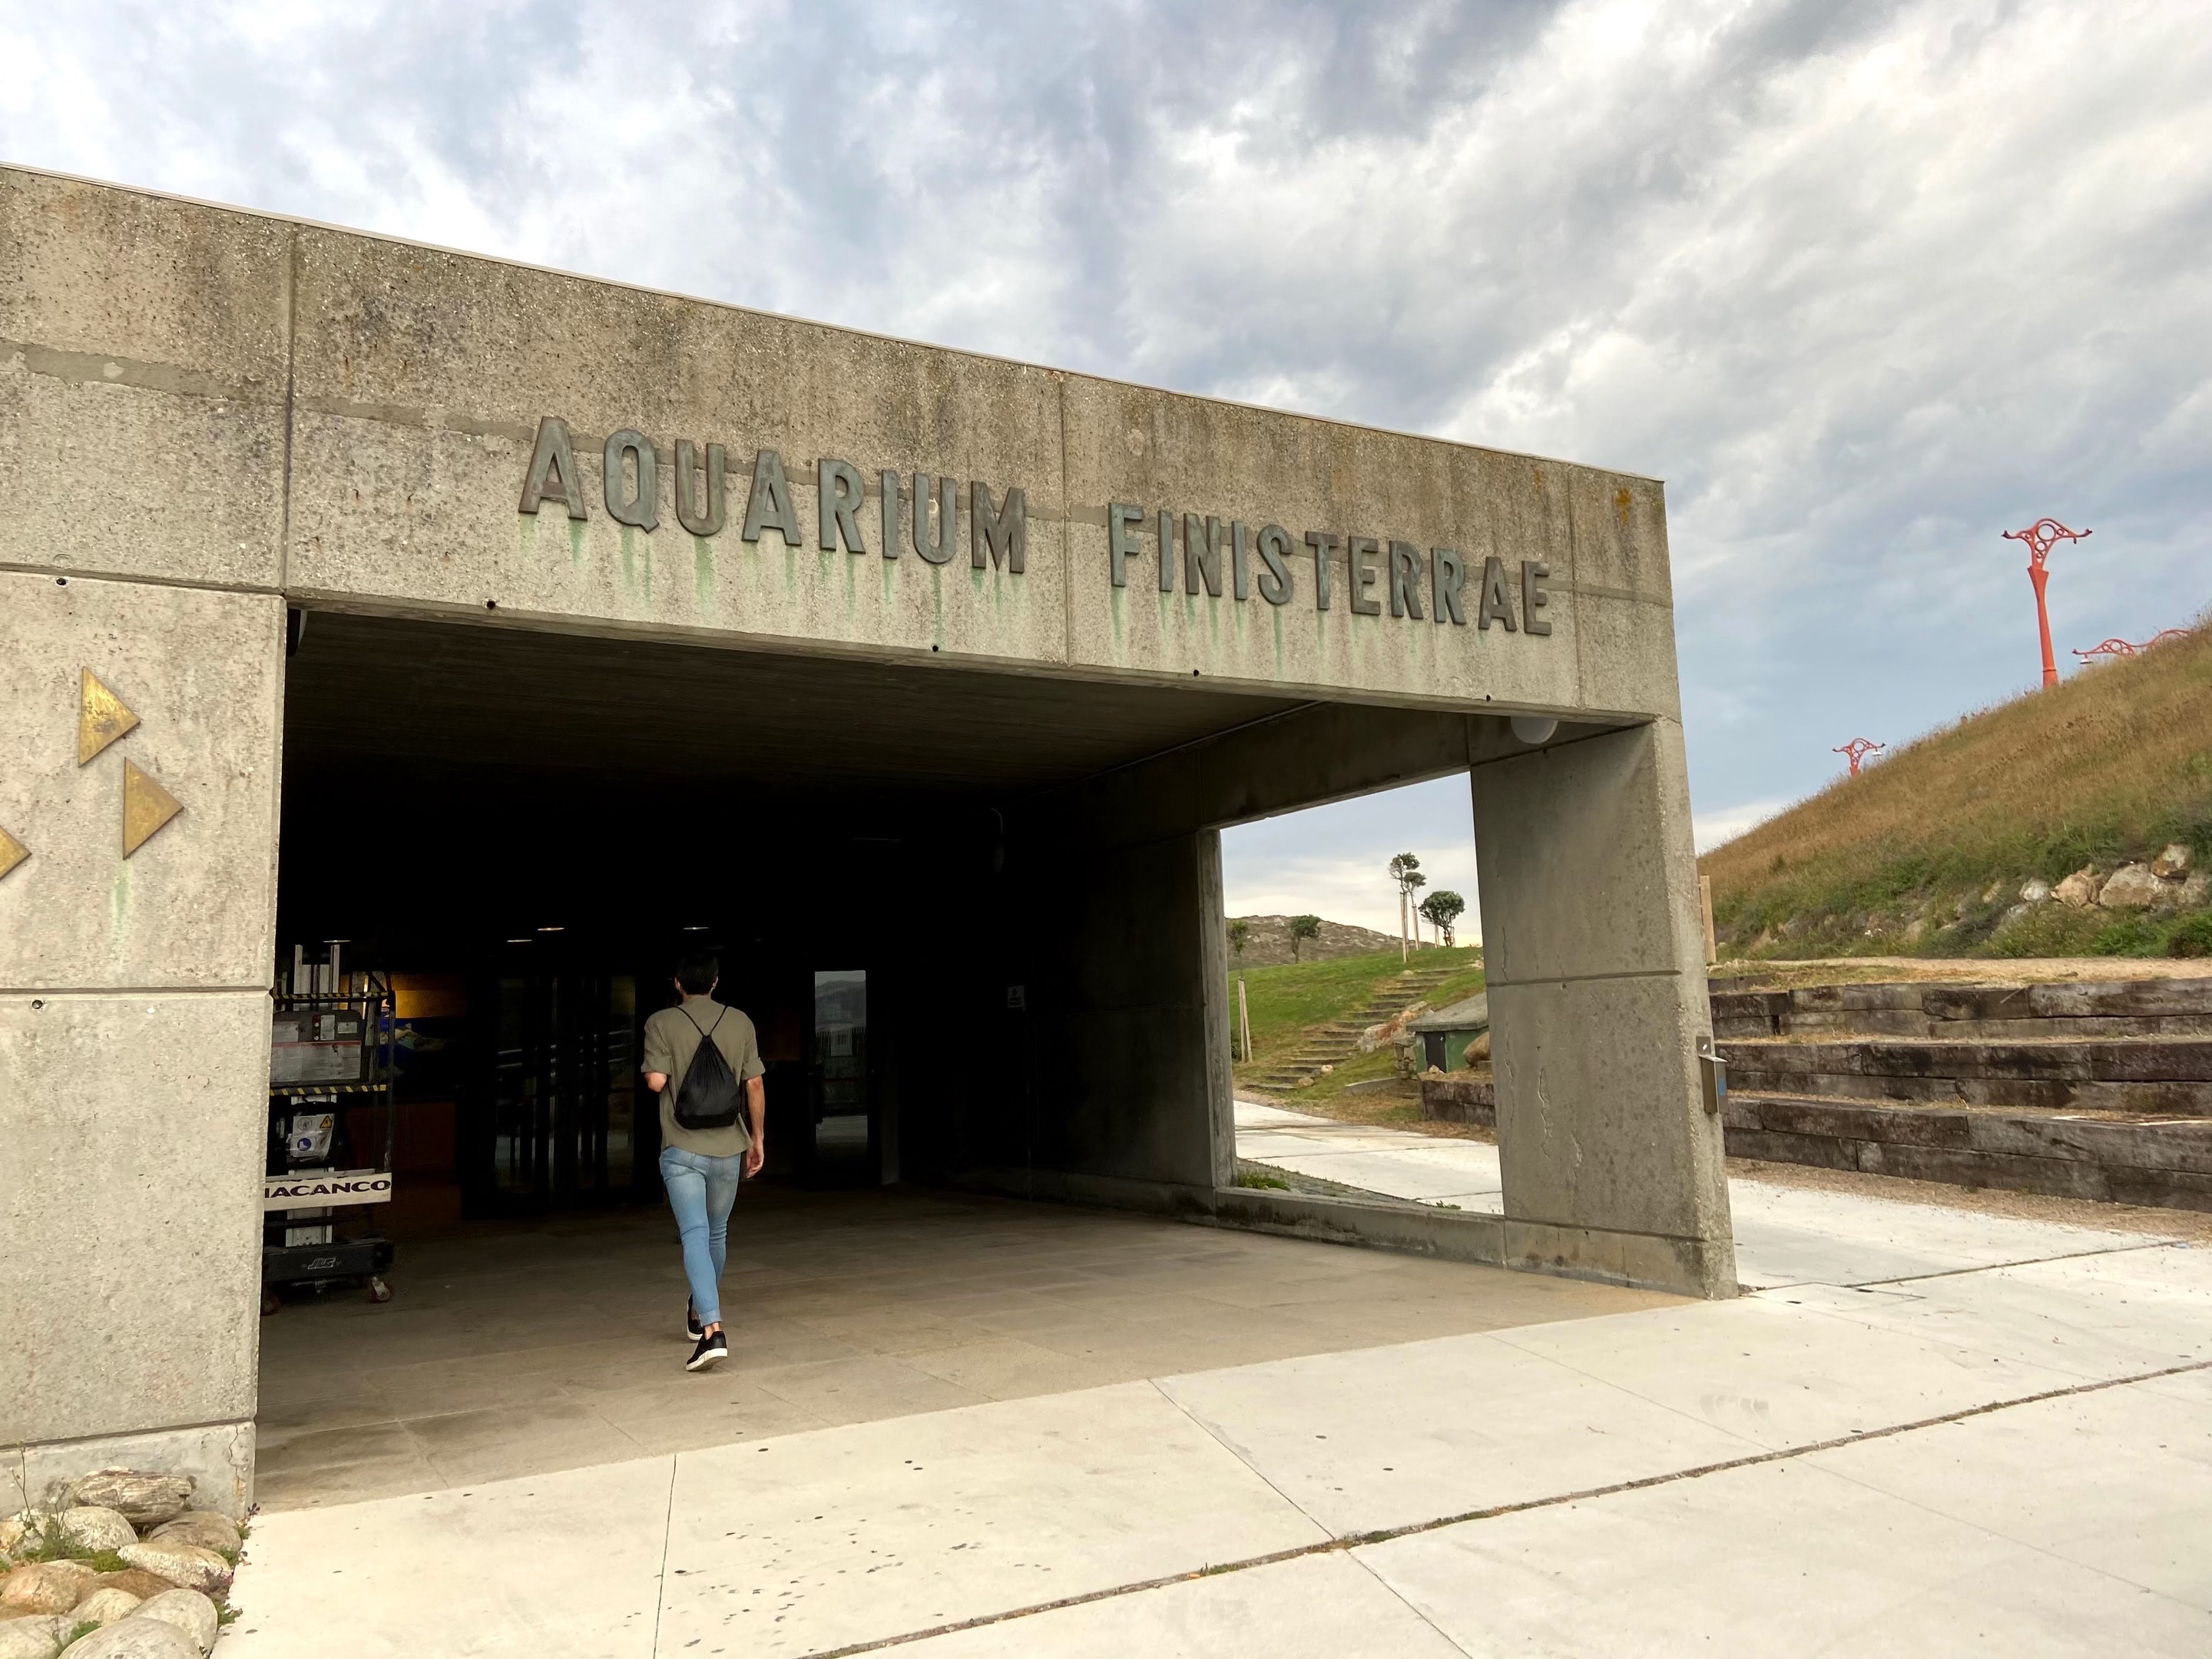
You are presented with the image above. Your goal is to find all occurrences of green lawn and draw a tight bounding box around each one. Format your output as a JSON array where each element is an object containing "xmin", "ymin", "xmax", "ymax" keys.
[{"xmin": 1226, "ymin": 945, "xmax": 1484, "ymax": 1098}]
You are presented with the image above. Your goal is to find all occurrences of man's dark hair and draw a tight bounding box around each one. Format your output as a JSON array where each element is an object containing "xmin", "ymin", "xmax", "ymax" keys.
[{"xmin": 675, "ymin": 952, "xmax": 720, "ymax": 996}]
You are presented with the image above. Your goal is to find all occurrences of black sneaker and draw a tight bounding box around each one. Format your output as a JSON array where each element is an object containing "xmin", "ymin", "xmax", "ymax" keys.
[
  {"xmin": 685, "ymin": 1302, "xmax": 704, "ymax": 1340},
  {"xmin": 686, "ymin": 1330, "xmax": 727, "ymax": 1371}
]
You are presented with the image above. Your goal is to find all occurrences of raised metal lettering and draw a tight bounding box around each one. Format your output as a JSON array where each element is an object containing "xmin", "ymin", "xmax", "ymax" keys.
[
  {"xmin": 880, "ymin": 471, "xmax": 902, "ymax": 558},
  {"xmin": 674, "ymin": 440, "xmax": 726, "ymax": 537},
  {"xmin": 1479, "ymin": 554, "xmax": 1518, "ymax": 631},
  {"xmin": 1349, "ymin": 536, "xmax": 1382, "ymax": 616},
  {"xmin": 1107, "ymin": 502, "xmax": 1144, "ymax": 588},
  {"xmin": 604, "ymin": 429, "xmax": 658, "ymax": 531},
  {"xmin": 912, "ymin": 472, "xmax": 958, "ymax": 565},
  {"xmin": 972, "ymin": 482, "xmax": 1026, "ymax": 572},
  {"xmin": 1522, "ymin": 560, "xmax": 1552, "ymax": 635},
  {"xmin": 1184, "ymin": 514, "xmax": 1224, "ymax": 598},
  {"xmin": 1388, "ymin": 541, "xmax": 1425, "ymax": 620},
  {"xmin": 1255, "ymin": 525, "xmax": 1293, "ymax": 606},
  {"xmin": 741, "ymin": 449, "xmax": 803, "ymax": 545},
  {"xmin": 1432, "ymin": 548, "xmax": 1467, "ymax": 625},
  {"xmin": 819, "ymin": 458, "xmax": 867, "ymax": 552},
  {"xmin": 1305, "ymin": 530, "xmax": 1339, "ymax": 611},
  {"xmin": 518, "ymin": 416, "xmax": 588, "ymax": 519},
  {"xmin": 1230, "ymin": 522, "xmax": 1252, "ymax": 601},
  {"xmin": 1157, "ymin": 508, "xmax": 1176, "ymax": 593}
]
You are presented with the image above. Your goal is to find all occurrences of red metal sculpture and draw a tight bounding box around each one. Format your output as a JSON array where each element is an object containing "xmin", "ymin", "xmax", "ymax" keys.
[
  {"xmin": 2002, "ymin": 518, "xmax": 2091, "ymax": 687},
  {"xmin": 2074, "ymin": 628, "xmax": 2191, "ymax": 664},
  {"xmin": 2073, "ymin": 637, "xmax": 2137, "ymax": 663},
  {"xmin": 1833, "ymin": 738, "xmax": 1885, "ymax": 776}
]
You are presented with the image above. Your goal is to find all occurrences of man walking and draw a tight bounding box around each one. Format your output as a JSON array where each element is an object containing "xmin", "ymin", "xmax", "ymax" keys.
[{"xmin": 641, "ymin": 952, "xmax": 766, "ymax": 1370}]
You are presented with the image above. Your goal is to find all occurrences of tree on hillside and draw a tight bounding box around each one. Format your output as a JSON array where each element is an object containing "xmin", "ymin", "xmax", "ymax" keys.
[
  {"xmin": 1420, "ymin": 889, "xmax": 1465, "ymax": 947},
  {"xmin": 1287, "ymin": 914, "xmax": 1322, "ymax": 962},
  {"xmin": 1227, "ymin": 919, "xmax": 1250, "ymax": 961},
  {"xmin": 1388, "ymin": 853, "xmax": 1423, "ymax": 959}
]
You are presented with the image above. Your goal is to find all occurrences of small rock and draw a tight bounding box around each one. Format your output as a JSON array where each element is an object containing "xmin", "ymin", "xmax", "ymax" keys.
[
  {"xmin": 1997, "ymin": 902, "xmax": 2029, "ymax": 929},
  {"xmin": 2098, "ymin": 863, "xmax": 2167, "ymax": 909},
  {"xmin": 92, "ymin": 1573, "xmax": 174, "ymax": 1604},
  {"xmin": 59, "ymin": 1508, "xmax": 137, "ymax": 1555},
  {"xmin": 68, "ymin": 1588, "xmax": 141, "ymax": 1627},
  {"xmin": 0, "ymin": 1518, "xmax": 51, "ymax": 1561},
  {"xmin": 55, "ymin": 1619, "xmax": 199, "ymax": 1659},
  {"xmin": 1981, "ymin": 879, "xmax": 2005, "ymax": 905},
  {"xmin": 2153, "ymin": 842, "xmax": 2193, "ymax": 879},
  {"xmin": 63, "ymin": 1475, "xmax": 190, "ymax": 1532},
  {"xmin": 0, "ymin": 1562, "xmax": 94, "ymax": 1615},
  {"xmin": 0, "ymin": 1614, "xmax": 68, "ymax": 1659},
  {"xmin": 2018, "ymin": 877, "xmax": 2052, "ymax": 904},
  {"xmin": 124, "ymin": 1591, "xmax": 217, "ymax": 1657},
  {"xmin": 114, "ymin": 1543, "xmax": 227, "ymax": 1597},
  {"xmin": 141, "ymin": 1516, "xmax": 237, "ymax": 1559},
  {"xmin": 2052, "ymin": 868, "xmax": 2101, "ymax": 909}
]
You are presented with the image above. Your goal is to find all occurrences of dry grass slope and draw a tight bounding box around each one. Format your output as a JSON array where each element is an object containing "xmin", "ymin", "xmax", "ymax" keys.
[{"xmin": 1701, "ymin": 621, "xmax": 2212, "ymax": 958}]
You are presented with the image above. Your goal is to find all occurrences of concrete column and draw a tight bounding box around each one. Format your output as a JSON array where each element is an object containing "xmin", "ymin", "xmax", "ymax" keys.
[
  {"xmin": 1469, "ymin": 720, "xmax": 1736, "ymax": 1296},
  {"xmin": 0, "ymin": 576, "xmax": 285, "ymax": 1515},
  {"xmin": 0, "ymin": 171, "xmax": 292, "ymax": 1513}
]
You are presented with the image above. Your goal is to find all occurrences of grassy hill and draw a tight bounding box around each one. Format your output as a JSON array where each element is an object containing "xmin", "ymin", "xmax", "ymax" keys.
[
  {"xmin": 1701, "ymin": 621, "xmax": 2212, "ymax": 959},
  {"xmin": 1228, "ymin": 945, "xmax": 1485, "ymax": 1101}
]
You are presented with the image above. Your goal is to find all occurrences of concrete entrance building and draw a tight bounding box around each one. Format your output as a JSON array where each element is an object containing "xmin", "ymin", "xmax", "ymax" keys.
[{"xmin": 0, "ymin": 164, "xmax": 1731, "ymax": 1513}]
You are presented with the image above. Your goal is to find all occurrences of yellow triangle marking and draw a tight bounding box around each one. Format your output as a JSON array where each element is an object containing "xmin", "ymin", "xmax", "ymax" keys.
[
  {"xmin": 80, "ymin": 668, "xmax": 140, "ymax": 765},
  {"xmin": 122, "ymin": 760, "xmax": 182, "ymax": 856},
  {"xmin": 0, "ymin": 826, "xmax": 27, "ymax": 882}
]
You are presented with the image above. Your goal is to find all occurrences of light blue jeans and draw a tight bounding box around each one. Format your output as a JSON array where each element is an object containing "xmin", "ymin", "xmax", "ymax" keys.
[{"xmin": 659, "ymin": 1145, "xmax": 743, "ymax": 1327}]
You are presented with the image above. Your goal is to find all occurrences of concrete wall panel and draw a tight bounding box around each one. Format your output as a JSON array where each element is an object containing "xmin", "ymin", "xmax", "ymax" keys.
[
  {"xmin": 0, "ymin": 171, "xmax": 290, "ymax": 588},
  {"xmin": 1059, "ymin": 378, "xmax": 1588, "ymax": 710},
  {"xmin": 0, "ymin": 571, "xmax": 283, "ymax": 989},
  {"xmin": 0, "ymin": 991, "xmax": 268, "ymax": 1446},
  {"xmin": 283, "ymin": 230, "xmax": 1068, "ymax": 666}
]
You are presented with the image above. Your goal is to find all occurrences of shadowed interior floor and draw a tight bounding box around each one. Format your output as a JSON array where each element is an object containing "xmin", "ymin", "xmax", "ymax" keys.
[{"xmin": 253, "ymin": 1186, "xmax": 1679, "ymax": 1510}]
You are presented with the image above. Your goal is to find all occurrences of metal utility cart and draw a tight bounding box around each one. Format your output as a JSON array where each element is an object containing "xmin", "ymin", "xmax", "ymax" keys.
[{"xmin": 263, "ymin": 943, "xmax": 397, "ymax": 1313}]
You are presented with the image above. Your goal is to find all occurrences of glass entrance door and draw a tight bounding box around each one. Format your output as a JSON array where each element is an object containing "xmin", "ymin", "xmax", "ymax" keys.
[
  {"xmin": 466, "ymin": 965, "xmax": 643, "ymax": 1214},
  {"xmin": 809, "ymin": 969, "xmax": 872, "ymax": 1182}
]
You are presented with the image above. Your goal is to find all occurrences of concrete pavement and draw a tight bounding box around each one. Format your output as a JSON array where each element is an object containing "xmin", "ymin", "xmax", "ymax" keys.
[{"xmin": 221, "ymin": 1108, "xmax": 2211, "ymax": 1657}]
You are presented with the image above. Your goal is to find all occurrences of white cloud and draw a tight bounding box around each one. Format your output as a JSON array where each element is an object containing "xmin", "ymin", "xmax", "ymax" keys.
[{"xmin": 2, "ymin": 0, "xmax": 2204, "ymax": 901}]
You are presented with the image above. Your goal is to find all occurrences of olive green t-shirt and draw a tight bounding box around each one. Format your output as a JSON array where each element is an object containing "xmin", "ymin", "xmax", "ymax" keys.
[{"xmin": 641, "ymin": 997, "xmax": 765, "ymax": 1158}]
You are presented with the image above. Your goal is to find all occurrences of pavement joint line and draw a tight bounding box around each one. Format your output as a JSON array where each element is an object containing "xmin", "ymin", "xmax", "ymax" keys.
[
  {"xmin": 648, "ymin": 1454, "xmax": 679, "ymax": 1655},
  {"xmin": 1842, "ymin": 1239, "xmax": 2186, "ymax": 1288},
  {"xmin": 788, "ymin": 1356, "xmax": 2212, "ymax": 1659}
]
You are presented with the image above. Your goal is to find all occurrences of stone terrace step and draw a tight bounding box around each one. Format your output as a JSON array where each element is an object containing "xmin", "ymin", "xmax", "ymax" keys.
[
  {"xmin": 1716, "ymin": 1035, "xmax": 2212, "ymax": 1116},
  {"xmin": 1712, "ymin": 979, "xmax": 2212, "ymax": 1041}
]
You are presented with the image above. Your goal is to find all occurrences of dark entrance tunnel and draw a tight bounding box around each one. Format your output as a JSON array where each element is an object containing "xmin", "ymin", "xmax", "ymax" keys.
[{"xmin": 274, "ymin": 608, "xmax": 1370, "ymax": 1226}]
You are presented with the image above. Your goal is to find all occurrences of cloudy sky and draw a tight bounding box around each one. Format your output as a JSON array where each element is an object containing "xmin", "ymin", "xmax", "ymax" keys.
[{"xmin": 6, "ymin": 0, "xmax": 2206, "ymax": 936}]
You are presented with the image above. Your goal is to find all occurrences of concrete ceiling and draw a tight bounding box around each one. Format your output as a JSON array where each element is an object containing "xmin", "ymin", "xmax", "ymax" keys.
[{"xmin": 283, "ymin": 610, "xmax": 1310, "ymax": 800}]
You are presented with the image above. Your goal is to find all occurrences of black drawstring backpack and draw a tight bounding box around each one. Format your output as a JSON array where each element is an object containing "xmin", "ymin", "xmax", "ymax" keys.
[{"xmin": 672, "ymin": 1005, "xmax": 743, "ymax": 1130}]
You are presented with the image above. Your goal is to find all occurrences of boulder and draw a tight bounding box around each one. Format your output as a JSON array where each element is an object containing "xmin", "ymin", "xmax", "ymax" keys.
[
  {"xmin": 141, "ymin": 1516, "xmax": 237, "ymax": 1558},
  {"xmin": 63, "ymin": 1475, "xmax": 190, "ymax": 1531},
  {"xmin": 69, "ymin": 1588, "xmax": 141, "ymax": 1627},
  {"xmin": 2018, "ymin": 876, "xmax": 2052, "ymax": 904},
  {"xmin": 124, "ymin": 1591, "xmax": 218, "ymax": 1657},
  {"xmin": 114, "ymin": 1543, "xmax": 228, "ymax": 1597},
  {"xmin": 2052, "ymin": 868, "xmax": 2101, "ymax": 909},
  {"xmin": 0, "ymin": 1615, "xmax": 67, "ymax": 1659},
  {"xmin": 0, "ymin": 1561, "xmax": 94, "ymax": 1615},
  {"xmin": 2180, "ymin": 872, "xmax": 2212, "ymax": 909},
  {"xmin": 59, "ymin": 1508, "xmax": 137, "ymax": 1555},
  {"xmin": 2153, "ymin": 843, "xmax": 2193, "ymax": 879},
  {"xmin": 1462, "ymin": 1031, "xmax": 1492, "ymax": 1065},
  {"xmin": 2098, "ymin": 864, "xmax": 2167, "ymax": 909},
  {"xmin": 55, "ymin": 1620, "xmax": 199, "ymax": 1659},
  {"xmin": 93, "ymin": 1573, "xmax": 174, "ymax": 1604}
]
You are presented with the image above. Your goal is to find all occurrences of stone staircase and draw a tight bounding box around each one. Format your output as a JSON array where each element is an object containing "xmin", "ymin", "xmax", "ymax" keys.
[{"xmin": 1243, "ymin": 962, "xmax": 1459, "ymax": 1094}]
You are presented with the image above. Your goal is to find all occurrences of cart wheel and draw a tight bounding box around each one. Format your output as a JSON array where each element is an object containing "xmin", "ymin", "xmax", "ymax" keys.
[
  {"xmin": 366, "ymin": 1276, "xmax": 394, "ymax": 1304},
  {"xmin": 260, "ymin": 1289, "xmax": 282, "ymax": 1317}
]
